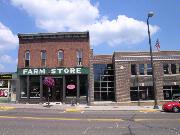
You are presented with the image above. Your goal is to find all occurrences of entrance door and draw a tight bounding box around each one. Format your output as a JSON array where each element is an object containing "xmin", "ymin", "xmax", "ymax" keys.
[
  {"xmin": 51, "ymin": 77, "xmax": 63, "ymax": 102},
  {"xmin": 65, "ymin": 75, "xmax": 77, "ymax": 103}
]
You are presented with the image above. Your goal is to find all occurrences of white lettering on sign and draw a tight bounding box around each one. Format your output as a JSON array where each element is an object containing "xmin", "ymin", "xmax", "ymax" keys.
[
  {"xmin": 76, "ymin": 68, "xmax": 81, "ymax": 74},
  {"xmin": 28, "ymin": 69, "xmax": 33, "ymax": 75},
  {"xmin": 51, "ymin": 69, "xmax": 56, "ymax": 74},
  {"xmin": 57, "ymin": 69, "xmax": 63, "ymax": 74},
  {"xmin": 39, "ymin": 69, "xmax": 45, "ymax": 74},
  {"xmin": 64, "ymin": 68, "xmax": 69, "ymax": 74},
  {"xmin": 23, "ymin": 69, "xmax": 28, "ymax": 74},
  {"xmin": 34, "ymin": 69, "xmax": 38, "ymax": 74},
  {"xmin": 21, "ymin": 67, "xmax": 87, "ymax": 75},
  {"xmin": 70, "ymin": 68, "xmax": 75, "ymax": 74}
]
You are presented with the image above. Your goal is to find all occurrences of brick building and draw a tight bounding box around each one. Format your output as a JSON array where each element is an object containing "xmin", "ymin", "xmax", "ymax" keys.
[
  {"xmin": 90, "ymin": 51, "xmax": 180, "ymax": 105},
  {"xmin": 17, "ymin": 32, "xmax": 180, "ymax": 105},
  {"xmin": 17, "ymin": 32, "xmax": 90, "ymax": 103}
]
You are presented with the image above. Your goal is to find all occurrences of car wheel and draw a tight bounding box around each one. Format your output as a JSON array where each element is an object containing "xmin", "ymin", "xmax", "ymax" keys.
[{"xmin": 172, "ymin": 106, "xmax": 179, "ymax": 113}]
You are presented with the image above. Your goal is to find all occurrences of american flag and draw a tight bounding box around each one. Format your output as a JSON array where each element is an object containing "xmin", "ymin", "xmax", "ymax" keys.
[{"xmin": 155, "ymin": 39, "xmax": 160, "ymax": 51}]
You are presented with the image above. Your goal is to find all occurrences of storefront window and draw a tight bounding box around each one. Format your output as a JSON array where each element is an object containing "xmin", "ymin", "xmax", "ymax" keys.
[
  {"xmin": 0, "ymin": 80, "xmax": 8, "ymax": 88},
  {"xmin": 163, "ymin": 85, "xmax": 180, "ymax": 100},
  {"xmin": 79, "ymin": 75, "xmax": 87, "ymax": 97},
  {"xmin": 20, "ymin": 76, "xmax": 27, "ymax": 98},
  {"xmin": 29, "ymin": 76, "xmax": 40, "ymax": 98},
  {"xmin": 93, "ymin": 64, "xmax": 115, "ymax": 101},
  {"xmin": 130, "ymin": 86, "xmax": 154, "ymax": 101},
  {"xmin": 0, "ymin": 80, "xmax": 9, "ymax": 97}
]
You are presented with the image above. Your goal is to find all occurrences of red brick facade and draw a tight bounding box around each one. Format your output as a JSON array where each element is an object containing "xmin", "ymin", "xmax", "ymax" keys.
[{"xmin": 18, "ymin": 32, "xmax": 90, "ymax": 68}]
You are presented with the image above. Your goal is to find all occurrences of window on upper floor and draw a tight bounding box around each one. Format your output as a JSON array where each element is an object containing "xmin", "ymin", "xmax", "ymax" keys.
[
  {"xmin": 41, "ymin": 50, "xmax": 46, "ymax": 67},
  {"xmin": 163, "ymin": 63, "xmax": 169, "ymax": 74},
  {"xmin": 131, "ymin": 64, "xmax": 137, "ymax": 75},
  {"xmin": 139, "ymin": 64, "xmax": 145, "ymax": 75},
  {"xmin": 58, "ymin": 50, "xmax": 64, "ymax": 66},
  {"xmin": 25, "ymin": 50, "xmax": 30, "ymax": 67},
  {"xmin": 171, "ymin": 64, "xmax": 176, "ymax": 74},
  {"xmin": 147, "ymin": 64, "xmax": 152, "ymax": 75},
  {"xmin": 77, "ymin": 50, "xmax": 82, "ymax": 66}
]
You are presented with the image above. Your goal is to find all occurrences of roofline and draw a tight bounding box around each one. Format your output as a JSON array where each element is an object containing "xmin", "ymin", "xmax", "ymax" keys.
[
  {"xmin": 18, "ymin": 31, "xmax": 89, "ymax": 40},
  {"xmin": 114, "ymin": 50, "xmax": 180, "ymax": 53}
]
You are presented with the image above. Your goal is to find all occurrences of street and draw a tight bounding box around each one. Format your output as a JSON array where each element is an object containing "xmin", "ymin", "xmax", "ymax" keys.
[{"xmin": 0, "ymin": 108, "xmax": 179, "ymax": 135}]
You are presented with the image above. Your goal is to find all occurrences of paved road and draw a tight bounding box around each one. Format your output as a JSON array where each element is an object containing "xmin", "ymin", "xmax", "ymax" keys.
[{"xmin": 0, "ymin": 108, "xmax": 179, "ymax": 135}]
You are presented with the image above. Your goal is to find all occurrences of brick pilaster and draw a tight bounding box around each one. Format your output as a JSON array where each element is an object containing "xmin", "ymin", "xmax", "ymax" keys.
[{"xmin": 115, "ymin": 62, "xmax": 131, "ymax": 102}]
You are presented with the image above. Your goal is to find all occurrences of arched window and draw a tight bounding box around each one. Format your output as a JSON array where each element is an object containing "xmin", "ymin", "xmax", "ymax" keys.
[
  {"xmin": 41, "ymin": 50, "xmax": 46, "ymax": 67},
  {"xmin": 77, "ymin": 50, "xmax": 83, "ymax": 66},
  {"xmin": 58, "ymin": 50, "xmax": 64, "ymax": 66},
  {"xmin": 25, "ymin": 50, "xmax": 30, "ymax": 67}
]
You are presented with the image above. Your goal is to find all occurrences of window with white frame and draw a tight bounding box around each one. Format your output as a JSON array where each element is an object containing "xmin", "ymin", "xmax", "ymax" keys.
[
  {"xmin": 58, "ymin": 50, "xmax": 64, "ymax": 66},
  {"xmin": 25, "ymin": 50, "xmax": 30, "ymax": 67},
  {"xmin": 77, "ymin": 50, "xmax": 82, "ymax": 66},
  {"xmin": 41, "ymin": 50, "xmax": 46, "ymax": 67},
  {"xmin": 139, "ymin": 64, "xmax": 145, "ymax": 75},
  {"xmin": 147, "ymin": 64, "xmax": 152, "ymax": 75}
]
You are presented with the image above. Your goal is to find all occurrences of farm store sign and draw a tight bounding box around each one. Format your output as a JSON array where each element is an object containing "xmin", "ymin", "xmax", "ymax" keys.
[{"xmin": 18, "ymin": 67, "xmax": 89, "ymax": 75}]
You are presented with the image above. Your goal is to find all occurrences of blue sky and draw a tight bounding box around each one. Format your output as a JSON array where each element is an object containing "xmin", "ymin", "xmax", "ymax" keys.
[{"xmin": 0, "ymin": 0, "xmax": 179, "ymax": 72}]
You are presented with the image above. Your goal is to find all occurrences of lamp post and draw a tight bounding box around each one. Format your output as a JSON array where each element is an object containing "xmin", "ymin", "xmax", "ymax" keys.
[{"xmin": 147, "ymin": 12, "xmax": 159, "ymax": 109}]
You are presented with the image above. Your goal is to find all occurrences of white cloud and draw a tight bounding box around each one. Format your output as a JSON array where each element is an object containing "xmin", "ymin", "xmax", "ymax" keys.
[
  {"xmin": 0, "ymin": 64, "xmax": 5, "ymax": 70},
  {"xmin": 82, "ymin": 15, "xmax": 159, "ymax": 46},
  {"xmin": 0, "ymin": 54, "xmax": 15, "ymax": 63},
  {"xmin": 0, "ymin": 22, "xmax": 18, "ymax": 50},
  {"xmin": 11, "ymin": 0, "xmax": 159, "ymax": 46}
]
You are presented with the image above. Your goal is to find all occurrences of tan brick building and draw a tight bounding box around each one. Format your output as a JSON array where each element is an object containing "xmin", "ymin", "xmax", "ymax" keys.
[{"xmin": 90, "ymin": 51, "xmax": 180, "ymax": 105}]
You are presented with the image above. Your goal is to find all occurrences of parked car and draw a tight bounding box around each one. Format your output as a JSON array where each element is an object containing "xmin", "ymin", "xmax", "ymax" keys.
[
  {"xmin": 162, "ymin": 94, "xmax": 180, "ymax": 113},
  {"xmin": 162, "ymin": 101, "xmax": 180, "ymax": 112}
]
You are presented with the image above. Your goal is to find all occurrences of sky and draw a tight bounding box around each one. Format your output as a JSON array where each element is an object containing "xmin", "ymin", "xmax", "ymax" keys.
[{"xmin": 0, "ymin": 0, "xmax": 179, "ymax": 72}]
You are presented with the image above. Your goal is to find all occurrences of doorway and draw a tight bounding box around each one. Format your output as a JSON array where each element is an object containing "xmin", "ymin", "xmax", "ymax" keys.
[
  {"xmin": 52, "ymin": 77, "xmax": 63, "ymax": 102},
  {"xmin": 43, "ymin": 77, "xmax": 63, "ymax": 102},
  {"xmin": 65, "ymin": 75, "xmax": 77, "ymax": 103}
]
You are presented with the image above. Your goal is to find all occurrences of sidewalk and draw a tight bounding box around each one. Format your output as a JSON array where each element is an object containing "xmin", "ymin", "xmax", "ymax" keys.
[{"xmin": 0, "ymin": 102, "xmax": 162, "ymax": 112}]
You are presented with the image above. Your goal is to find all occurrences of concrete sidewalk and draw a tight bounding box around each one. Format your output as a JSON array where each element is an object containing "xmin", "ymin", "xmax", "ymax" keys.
[{"xmin": 0, "ymin": 103, "xmax": 162, "ymax": 112}]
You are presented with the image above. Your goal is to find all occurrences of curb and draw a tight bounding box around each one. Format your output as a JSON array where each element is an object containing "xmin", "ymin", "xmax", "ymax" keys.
[
  {"xmin": 139, "ymin": 109, "xmax": 160, "ymax": 113},
  {"xmin": 65, "ymin": 108, "xmax": 83, "ymax": 112},
  {"xmin": 0, "ymin": 106, "xmax": 15, "ymax": 111}
]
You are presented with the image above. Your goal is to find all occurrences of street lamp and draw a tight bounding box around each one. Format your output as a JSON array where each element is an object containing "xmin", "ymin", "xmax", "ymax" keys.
[{"xmin": 147, "ymin": 12, "xmax": 159, "ymax": 109}]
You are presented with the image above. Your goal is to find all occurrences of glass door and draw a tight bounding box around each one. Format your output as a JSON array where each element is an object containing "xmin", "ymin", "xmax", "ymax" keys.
[
  {"xmin": 65, "ymin": 75, "xmax": 77, "ymax": 101},
  {"xmin": 52, "ymin": 77, "xmax": 63, "ymax": 102}
]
